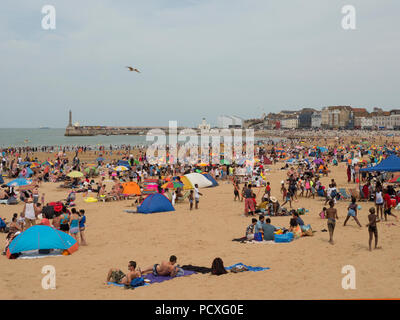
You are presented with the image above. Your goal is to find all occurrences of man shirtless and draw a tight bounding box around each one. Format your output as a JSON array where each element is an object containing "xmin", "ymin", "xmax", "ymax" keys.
[
  {"xmin": 366, "ymin": 207, "xmax": 380, "ymax": 251},
  {"xmin": 326, "ymin": 200, "xmax": 339, "ymax": 245},
  {"xmin": 106, "ymin": 260, "xmax": 141, "ymax": 285},
  {"xmin": 141, "ymin": 255, "xmax": 179, "ymax": 277}
]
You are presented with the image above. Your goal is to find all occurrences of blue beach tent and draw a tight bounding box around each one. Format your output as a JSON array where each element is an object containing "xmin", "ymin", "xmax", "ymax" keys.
[
  {"xmin": 6, "ymin": 178, "xmax": 31, "ymax": 187},
  {"xmin": 137, "ymin": 193, "xmax": 175, "ymax": 214},
  {"xmin": 360, "ymin": 155, "xmax": 400, "ymax": 172},
  {"xmin": 6, "ymin": 225, "xmax": 78, "ymax": 258}
]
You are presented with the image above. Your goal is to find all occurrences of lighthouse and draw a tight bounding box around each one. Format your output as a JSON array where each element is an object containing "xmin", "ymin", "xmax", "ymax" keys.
[{"xmin": 68, "ymin": 110, "xmax": 73, "ymax": 127}]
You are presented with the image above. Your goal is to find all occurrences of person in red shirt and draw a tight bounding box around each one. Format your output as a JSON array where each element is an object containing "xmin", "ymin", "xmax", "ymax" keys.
[{"xmin": 383, "ymin": 189, "xmax": 398, "ymax": 221}]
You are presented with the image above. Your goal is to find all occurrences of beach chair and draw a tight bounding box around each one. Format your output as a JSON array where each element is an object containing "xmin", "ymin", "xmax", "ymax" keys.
[{"xmin": 338, "ymin": 188, "xmax": 350, "ymax": 199}]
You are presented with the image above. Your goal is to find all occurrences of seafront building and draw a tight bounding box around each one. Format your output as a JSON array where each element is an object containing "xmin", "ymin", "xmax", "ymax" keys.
[{"xmin": 248, "ymin": 106, "xmax": 400, "ymax": 130}]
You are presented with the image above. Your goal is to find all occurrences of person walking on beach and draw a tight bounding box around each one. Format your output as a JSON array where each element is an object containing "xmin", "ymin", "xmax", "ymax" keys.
[
  {"xmin": 189, "ymin": 190, "xmax": 194, "ymax": 210},
  {"xmin": 375, "ymin": 186, "xmax": 384, "ymax": 220},
  {"xmin": 243, "ymin": 184, "xmax": 255, "ymax": 216},
  {"xmin": 194, "ymin": 184, "xmax": 202, "ymax": 209},
  {"xmin": 366, "ymin": 207, "xmax": 379, "ymax": 251},
  {"xmin": 326, "ymin": 200, "xmax": 339, "ymax": 245},
  {"xmin": 343, "ymin": 196, "xmax": 362, "ymax": 227}
]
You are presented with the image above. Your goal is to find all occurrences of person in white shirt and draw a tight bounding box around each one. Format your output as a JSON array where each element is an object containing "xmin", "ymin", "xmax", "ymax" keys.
[
  {"xmin": 194, "ymin": 184, "xmax": 203, "ymax": 209},
  {"xmin": 23, "ymin": 198, "xmax": 37, "ymax": 229}
]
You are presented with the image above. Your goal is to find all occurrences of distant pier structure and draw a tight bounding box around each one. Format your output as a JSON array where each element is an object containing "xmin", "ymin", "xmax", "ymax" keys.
[{"xmin": 64, "ymin": 111, "xmax": 186, "ymax": 136}]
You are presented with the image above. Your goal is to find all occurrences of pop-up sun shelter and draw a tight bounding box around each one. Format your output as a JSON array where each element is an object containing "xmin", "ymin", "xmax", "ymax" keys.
[
  {"xmin": 360, "ymin": 155, "xmax": 400, "ymax": 172},
  {"xmin": 201, "ymin": 173, "xmax": 218, "ymax": 187},
  {"xmin": 137, "ymin": 193, "xmax": 175, "ymax": 214},
  {"xmin": 122, "ymin": 181, "xmax": 141, "ymax": 195},
  {"xmin": 6, "ymin": 225, "xmax": 78, "ymax": 259},
  {"xmin": 184, "ymin": 173, "xmax": 213, "ymax": 188}
]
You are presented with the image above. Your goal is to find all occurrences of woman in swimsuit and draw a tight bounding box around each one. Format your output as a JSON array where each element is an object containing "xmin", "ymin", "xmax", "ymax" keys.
[{"xmin": 69, "ymin": 209, "xmax": 80, "ymax": 242}]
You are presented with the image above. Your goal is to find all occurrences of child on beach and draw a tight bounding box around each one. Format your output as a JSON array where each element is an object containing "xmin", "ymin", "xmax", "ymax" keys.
[
  {"xmin": 189, "ymin": 190, "xmax": 194, "ymax": 210},
  {"xmin": 326, "ymin": 200, "xmax": 339, "ymax": 245},
  {"xmin": 79, "ymin": 209, "xmax": 87, "ymax": 246},
  {"xmin": 366, "ymin": 207, "xmax": 379, "ymax": 251},
  {"xmin": 319, "ymin": 207, "xmax": 327, "ymax": 219},
  {"xmin": 194, "ymin": 184, "xmax": 202, "ymax": 209},
  {"xmin": 343, "ymin": 196, "xmax": 362, "ymax": 227}
]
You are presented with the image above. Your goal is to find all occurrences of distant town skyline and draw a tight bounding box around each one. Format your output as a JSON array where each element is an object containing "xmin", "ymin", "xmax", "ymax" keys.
[{"xmin": 1, "ymin": 0, "xmax": 400, "ymax": 128}]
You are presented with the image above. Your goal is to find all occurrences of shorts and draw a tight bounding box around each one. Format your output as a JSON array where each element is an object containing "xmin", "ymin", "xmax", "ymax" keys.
[
  {"xmin": 153, "ymin": 264, "xmax": 159, "ymax": 276},
  {"xmin": 347, "ymin": 209, "xmax": 356, "ymax": 217},
  {"xmin": 368, "ymin": 225, "xmax": 378, "ymax": 236},
  {"xmin": 111, "ymin": 270, "xmax": 126, "ymax": 283},
  {"xmin": 70, "ymin": 227, "xmax": 79, "ymax": 234},
  {"xmin": 327, "ymin": 219, "xmax": 336, "ymax": 232},
  {"xmin": 195, "ymin": 198, "xmax": 199, "ymax": 203},
  {"xmin": 60, "ymin": 224, "xmax": 69, "ymax": 232}
]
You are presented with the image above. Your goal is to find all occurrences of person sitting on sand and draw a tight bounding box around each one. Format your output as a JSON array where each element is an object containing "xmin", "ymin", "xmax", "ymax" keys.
[
  {"xmin": 211, "ymin": 257, "xmax": 228, "ymax": 276},
  {"xmin": 141, "ymin": 255, "xmax": 179, "ymax": 277},
  {"xmin": 245, "ymin": 218, "xmax": 258, "ymax": 240},
  {"xmin": 106, "ymin": 261, "xmax": 141, "ymax": 285}
]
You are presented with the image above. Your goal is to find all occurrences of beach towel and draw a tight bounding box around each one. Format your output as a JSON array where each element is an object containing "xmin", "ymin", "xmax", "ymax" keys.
[
  {"xmin": 225, "ymin": 263, "xmax": 270, "ymax": 272},
  {"xmin": 107, "ymin": 277, "xmax": 149, "ymax": 288},
  {"xmin": 144, "ymin": 270, "xmax": 196, "ymax": 284}
]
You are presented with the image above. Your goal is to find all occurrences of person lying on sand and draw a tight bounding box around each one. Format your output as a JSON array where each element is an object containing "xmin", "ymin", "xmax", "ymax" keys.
[
  {"xmin": 106, "ymin": 260, "xmax": 141, "ymax": 285},
  {"xmin": 141, "ymin": 255, "xmax": 179, "ymax": 277}
]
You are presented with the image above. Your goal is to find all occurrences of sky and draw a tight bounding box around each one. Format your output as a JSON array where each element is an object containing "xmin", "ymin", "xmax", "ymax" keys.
[{"xmin": 0, "ymin": 0, "xmax": 399, "ymax": 128}]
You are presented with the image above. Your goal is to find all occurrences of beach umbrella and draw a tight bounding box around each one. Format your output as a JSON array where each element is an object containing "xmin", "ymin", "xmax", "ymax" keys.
[
  {"xmin": 196, "ymin": 163, "xmax": 208, "ymax": 167},
  {"xmin": 19, "ymin": 161, "xmax": 31, "ymax": 166},
  {"xmin": 96, "ymin": 157, "xmax": 105, "ymax": 162},
  {"xmin": 162, "ymin": 181, "xmax": 184, "ymax": 189},
  {"xmin": 114, "ymin": 166, "xmax": 129, "ymax": 172},
  {"xmin": 67, "ymin": 171, "xmax": 84, "ymax": 178},
  {"xmin": 6, "ymin": 178, "xmax": 31, "ymax": 187},
  {"xmin": 30, "ymin": 162, "xmax": 39, "ymax": 168}
]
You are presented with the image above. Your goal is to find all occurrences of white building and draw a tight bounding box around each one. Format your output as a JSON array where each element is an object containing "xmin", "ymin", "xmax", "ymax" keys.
[
  {"xmin": 217, "ymin": 115, "xmax": 243, "ymax": 128},
  {"xmin": 373, "ymin": 115, "xmax": 391, "ymax": 129},
  {"xmin": 198, "ymin": 118, "xmax": 211, "ymax": 130},
  {"xmin": 360, "ymin": 117, "xmax": 373, "ymax": 129},
  {"xmin": 311, "ymin": 112, "xmax": 322, "ymax": 128},
  {"xmin": 281, "ymin": 117, "xmax": 299, "ymax": 129}
]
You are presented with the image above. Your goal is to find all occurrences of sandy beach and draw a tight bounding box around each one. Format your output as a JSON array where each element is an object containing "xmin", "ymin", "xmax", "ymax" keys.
[{"xmin": 1, "ymin": 150, "xmax": 400, "ymax": 300}]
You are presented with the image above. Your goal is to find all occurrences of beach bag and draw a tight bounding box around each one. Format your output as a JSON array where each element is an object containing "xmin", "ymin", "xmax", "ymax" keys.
[
  {"xmin": 230, "ymin": 265, "xmax": 248, "ymax": 273},
  {"xmin": 7, "ymin": 197, "xmax": 18, "ymax": 205},
  {"xmin": 274, "ymin": 232, "xmax": 293, "ymax": 243},
  {"xmin": 297, "ymin": 208, "xmax": 305, "ymax": 215},
  {"xmin": 300, "ymin": 224, "xmax": 313, "ymax": 236},
  {"xmin": 317, "ymin": 189, "xmax": 324, "ymax": 197},
  {"xmin": 130, "ymin": 277, "xmax": 145, "ymax": 288},
  {"xmin": 293, "ymin": 225, "xmax": 302, "ymax": 239},
  {"xmin": 49, "ymin": 202, "xmax": 63, "ymax": 213},
  {"xmin": 254, "ymin": 232, "xmax": 263, "ymax": 241}
]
